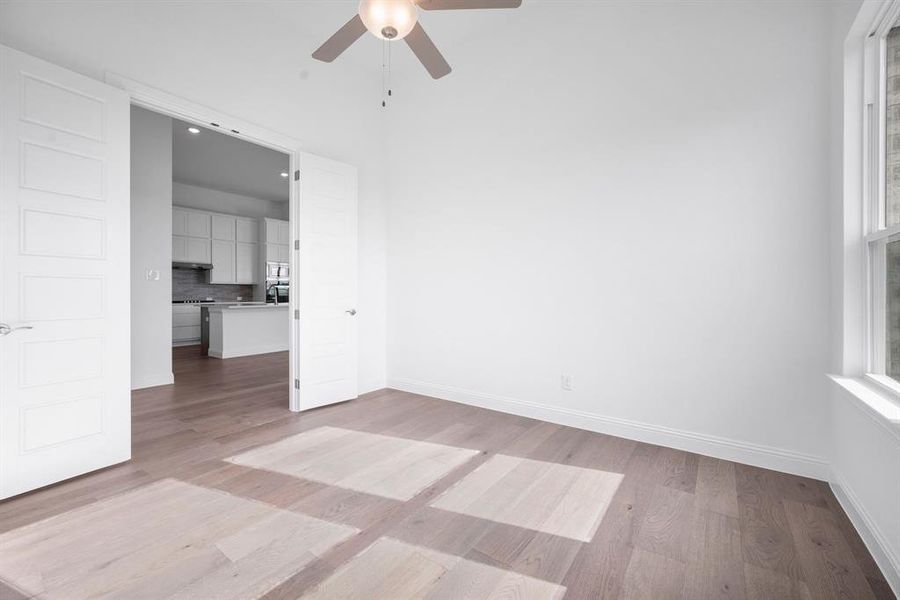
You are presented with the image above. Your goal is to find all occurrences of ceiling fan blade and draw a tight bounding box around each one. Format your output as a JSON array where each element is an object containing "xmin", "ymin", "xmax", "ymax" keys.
[
  {"xmin": 404, "ymin": 22, "xmax": 451, "ymax": 79},
  {"xmin": 417, "ymin": 0, "xmax": 521, "ymax": 10},
  {"xmin": 312, "ymin": 14, "xmax": 367, "ymax": 62}
]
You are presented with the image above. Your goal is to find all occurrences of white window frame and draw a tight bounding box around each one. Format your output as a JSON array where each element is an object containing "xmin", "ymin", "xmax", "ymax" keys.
[{"xmin": 864, "ymin": 0, "xmax": 900, "ymax": 395}]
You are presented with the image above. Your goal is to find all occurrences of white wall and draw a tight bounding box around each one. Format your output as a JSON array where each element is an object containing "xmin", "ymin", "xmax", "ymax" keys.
[
  {"xmin": 173, "ymin": 182, "xmax": 288, "ymax": 220},
  {"xmin": 0, "ymin": 1, "xmax": 388, "ymax": 394},
  {"xmin": 386, "ymin": 1, "xmax": 834, "ymax": 477},
  {"xmin": 130, "ymin": 106, "xmax": 173, "ymax": 389}
]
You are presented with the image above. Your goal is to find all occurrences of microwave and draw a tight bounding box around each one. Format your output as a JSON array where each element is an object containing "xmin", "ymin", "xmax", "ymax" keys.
[{"xmin": 266, "ymin": 262, "xmax": 290, "ymax": 280}]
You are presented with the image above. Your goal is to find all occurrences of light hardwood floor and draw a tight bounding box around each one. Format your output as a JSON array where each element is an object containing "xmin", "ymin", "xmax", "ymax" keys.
[{"xmin": 0, "ymin": 346, "xmax": 894, "ymax": 599}]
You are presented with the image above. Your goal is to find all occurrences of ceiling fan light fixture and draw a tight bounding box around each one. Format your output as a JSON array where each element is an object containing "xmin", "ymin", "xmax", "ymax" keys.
[{"xmin": 359, "ymin": 0, "xmax": 418, "ymax": 40}]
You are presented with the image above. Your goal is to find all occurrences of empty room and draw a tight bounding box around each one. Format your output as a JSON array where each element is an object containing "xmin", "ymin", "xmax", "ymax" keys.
[{"xmin": 0, "ymin": 0, "xmax": 898, "ymax": 599}]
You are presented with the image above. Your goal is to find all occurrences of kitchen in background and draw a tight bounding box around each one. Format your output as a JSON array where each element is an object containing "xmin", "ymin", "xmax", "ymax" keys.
[{"xmin": 167, "ymin": 117, "xmax": 293, "ymax": 361}]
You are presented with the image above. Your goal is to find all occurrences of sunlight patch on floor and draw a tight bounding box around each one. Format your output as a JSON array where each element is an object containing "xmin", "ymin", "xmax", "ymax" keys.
[
  {"xmin": 225, "ymin": 426, "xmax": 480, "ymax": 500},
  {"xmin": 300, "ymin": 536, "xmax": 566, "ymax": 600},
  {"xmin": 431, "ymin": 454, "xmax": 624, "ymax": 542},
  {"xmin": 0, "ymin": 479, "xmax": 357, "ymax": 600}
]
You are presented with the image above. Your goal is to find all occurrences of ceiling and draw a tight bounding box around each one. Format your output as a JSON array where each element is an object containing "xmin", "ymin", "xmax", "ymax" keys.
[{"xmin": 172, "ymin": 119, "xmax": 290, "ymax": 202}]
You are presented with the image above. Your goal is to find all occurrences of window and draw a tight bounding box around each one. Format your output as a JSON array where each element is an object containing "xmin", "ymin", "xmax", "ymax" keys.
[{"xmin": 865, "ymin": 11, "xmax": 900, "ymax": 388}]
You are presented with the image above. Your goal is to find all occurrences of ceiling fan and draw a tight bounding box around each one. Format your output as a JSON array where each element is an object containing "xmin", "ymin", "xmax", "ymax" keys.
[{"xmin": 312, "ymin": 0, "xmax": 522, "ymax": 79}]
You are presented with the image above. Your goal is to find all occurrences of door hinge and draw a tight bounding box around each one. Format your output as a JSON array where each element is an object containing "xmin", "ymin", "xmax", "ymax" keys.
[
  {"xmin": 294, "ymin": 379, "xmax": 300, "ymax": 389},
  {"xmin": 294, "ymin": 170, "xmax": 300, "ymax": 181},
  {"xmin": 294, "ymin": 240, "xmax": 299, "ymax": 250},
  {"xmin": 294, "ymin": 309, "xmax": 299, "ymax": 320}
]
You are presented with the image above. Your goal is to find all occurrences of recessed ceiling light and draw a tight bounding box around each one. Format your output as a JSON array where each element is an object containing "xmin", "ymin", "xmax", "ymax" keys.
[
  {"xmin": 280, "ymin": 172, "xmax": 289, "ymax": 178},
  {"xmin": 187, "ymin": 127, "xmax": 200, "ymax": 134}
]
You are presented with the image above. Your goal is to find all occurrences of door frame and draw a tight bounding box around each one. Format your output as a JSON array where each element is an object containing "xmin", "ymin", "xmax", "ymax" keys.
[{"xmin": 105, "ymin": 73, "xmax": 305, "ymax": 411}]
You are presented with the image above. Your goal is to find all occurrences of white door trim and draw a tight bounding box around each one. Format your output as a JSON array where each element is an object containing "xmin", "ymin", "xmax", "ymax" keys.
[{"xmin": 103, "ymin": 73, "xmax": 306, "ymax": 411}]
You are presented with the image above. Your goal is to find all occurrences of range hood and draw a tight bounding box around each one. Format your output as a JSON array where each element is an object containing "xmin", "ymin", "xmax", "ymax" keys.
[{"xmin": 172, "ymin": 261, "xmax": 213, "ymax": 270}]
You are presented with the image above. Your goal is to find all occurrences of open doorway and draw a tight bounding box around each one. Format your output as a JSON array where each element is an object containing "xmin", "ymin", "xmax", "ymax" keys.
[
  {"xmin": 169, "ymin": 117, "xmax": 290, "ymax": 355},
  {"xmin": 132, "ymin": 103, "xmax": 296, "ymax": 417},
  {"xmin": 124, "ymin": 74, "xmax": 360, "ymax": 414}
]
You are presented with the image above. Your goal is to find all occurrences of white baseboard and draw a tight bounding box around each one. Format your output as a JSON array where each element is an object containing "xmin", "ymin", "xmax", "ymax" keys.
[
  {"xmin": 209, "ymin": 344, "xmax": 288, "ymax": 359},
  {"xmin": 388, "ymin": 377, "xmax": 830, "ymax": 481},
  {"xmin": 131, "ymin": 371, "xmax": 175, "ymax": 390},
  {"xmin": 831, "ymin": 475, "xmax": 900, "ymax": 596}
]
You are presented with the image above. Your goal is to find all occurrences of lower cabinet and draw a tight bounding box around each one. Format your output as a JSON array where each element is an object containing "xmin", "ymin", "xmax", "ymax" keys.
[{"xmin": 172, "ymin": 304, "xmax": 201, "ymax": 345}]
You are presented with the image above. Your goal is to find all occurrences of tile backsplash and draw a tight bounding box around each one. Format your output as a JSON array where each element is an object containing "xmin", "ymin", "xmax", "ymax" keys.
[{"xmin": 173, "ymin": 268, "xmax": 254, "ymax": 301}]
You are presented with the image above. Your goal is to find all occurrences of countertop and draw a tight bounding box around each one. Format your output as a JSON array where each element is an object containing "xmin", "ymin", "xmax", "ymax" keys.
[
  {"xmin": 172, "ymin": 301, "xmax": 267, "ymax": 306},
  {"xmin": 205, "ymin": 304, "xmax": 289, "ymax": 312}
]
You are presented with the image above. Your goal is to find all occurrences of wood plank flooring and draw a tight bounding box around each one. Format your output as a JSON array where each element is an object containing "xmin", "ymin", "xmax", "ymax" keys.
[{"xmin": 0, "ymin": 346, "xmax": 894, "ymax": 599}]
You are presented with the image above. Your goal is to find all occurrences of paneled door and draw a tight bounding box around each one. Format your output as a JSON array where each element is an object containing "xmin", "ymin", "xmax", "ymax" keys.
[
  {"xmin": 0, "ymin": 45, "xmax": 131, "ymax": 499},
  {"xmin": 296, "ymin": 153, "xmax": 358, "ymax": 410}
]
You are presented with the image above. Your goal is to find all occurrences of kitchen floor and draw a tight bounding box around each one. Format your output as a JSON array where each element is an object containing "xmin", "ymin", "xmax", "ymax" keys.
[{"xmin": 0, "ymin": 350, "xmax": 894, "ymax": 599}]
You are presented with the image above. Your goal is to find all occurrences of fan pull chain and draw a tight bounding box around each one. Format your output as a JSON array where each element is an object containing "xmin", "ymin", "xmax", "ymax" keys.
[
  {"xmin": 388, "ymin": 41, "xmax": 393, "ymax": 100},
  {"xmin": 381, "ymin": 40, "xmax": 386, "ymax": 108}
]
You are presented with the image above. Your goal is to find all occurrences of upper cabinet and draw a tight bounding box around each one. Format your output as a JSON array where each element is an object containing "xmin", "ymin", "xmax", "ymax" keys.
[
  {"xmin": 211, "ymin": 214, "xmax": 236, "ymax": 241},
  {"xmin": 209, "ymin": 239, "xmax": 236, "ymax": 284},
  {"xmin": 263, "ymin": 218, "xmax": 290, "ymax": 245},
  {"xmin": 235, "ymin": 242, "xmax": 259, "ymax": 284},
  {"xmin": 261, "ymin": 218, "xmax": 290, "ymax": 266},
  {"xmin": 173, "ymin": 207, "xmax": 211, "ymax": 239},
  {"xmin": 173, "ymin": 207, "xmax": 212, "ymax": 264},
  {"xmin": 172, "ymin": 235, "xmax": 211, "ymax": 263},
  {"xmin": 173, "ymin": 207, "xmax": 262, "ymax": 283},
  {"xmin": 236, "ymin": 217, "xmax": 259, "ymax": 243}
]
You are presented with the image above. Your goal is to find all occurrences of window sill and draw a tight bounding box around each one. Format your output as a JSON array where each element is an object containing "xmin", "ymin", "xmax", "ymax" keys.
[{"xmin": 828, "ymin": 375, "xmax": 900, "ymax": 441}]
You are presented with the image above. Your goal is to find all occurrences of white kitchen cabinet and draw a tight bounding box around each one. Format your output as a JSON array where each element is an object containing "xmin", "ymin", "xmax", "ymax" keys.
[
  {"xmin": 277, "ymin": 220, "xmax": 290, "ymax": 244},
  {"xmin": 236, "ymin": 217, "xmax": 259, "ymax": 243},
  {"xmin": 236, "ymin": 242, "xmax": 258, "ymax": 284},
  {"xmin": 173, "ymin": 236, "xmax": 211, "ymax": 263},
  {"xmin": 172, "ymin": 304, "xmax": 201, "ymax": 345},
  {"xmin": 212, "ymin": 214, "xmax": 236, "ymax": 241},
  {"xmin": 173, "ymin": 209, "xmax": 260, "ymax": 282},
  {"xmin": 265, "ymin": 243, "xmax": 290, "ymax": 263},
  {"xmin": 172, "ymin": 236, "xmax": 187, "ymax": 262},
  {"xmin": 187, "ymin": 211, "xmax": 211, "ymax": 238},
  {"xmin": 210, "ymin": 239, "xmax": 236, "ymax": 283},
  {"xmin": 187, "ymin": 237, "xmax": 210, "ymax": 263},
  {"xmin": 173, "ymin": 206, "xmax": 212, "ymax": 264},
  {"xmin": 262, "ymin": 218, "xmax": 290, "ymax": 244},
  {"xmin": 173, "ymin": 208, "xmax": 189, "ymax": 237},
  {"xmin": 173, "ymin": 207, "xmax": 211, "ymax": 238}
]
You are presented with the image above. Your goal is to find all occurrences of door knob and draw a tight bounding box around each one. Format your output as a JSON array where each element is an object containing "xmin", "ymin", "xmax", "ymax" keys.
[
  {"xmin": 345, "ymin": 309, "xmax": 357, "ymax": 316},
  {"xmin": 0, "ymin": 323, "xmax": 34, "ymax": 336}
]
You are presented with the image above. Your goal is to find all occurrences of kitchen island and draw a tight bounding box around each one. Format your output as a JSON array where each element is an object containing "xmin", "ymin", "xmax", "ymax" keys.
[{"xmin": 204, "ymin": 304, "xmax": 290, "ymax": 359}]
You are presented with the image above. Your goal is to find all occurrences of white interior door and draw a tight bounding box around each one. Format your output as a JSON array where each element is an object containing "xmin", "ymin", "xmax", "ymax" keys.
[
  {"xmin": 0, "ymin": 45, "xmax": 131, "ymax": 499},
  {"xmin": 295, "ymin": 152, "xmax": 358, "ymax": 411}
]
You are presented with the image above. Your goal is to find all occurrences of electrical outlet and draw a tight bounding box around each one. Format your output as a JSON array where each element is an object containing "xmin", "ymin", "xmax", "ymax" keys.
[
  {"xmin": 561, "ymin": 373, "xmax": 573, "ymax": 391},
  {"xmin": 236, "ymin": 296, "xmax": 243, "ymax": 301}
]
